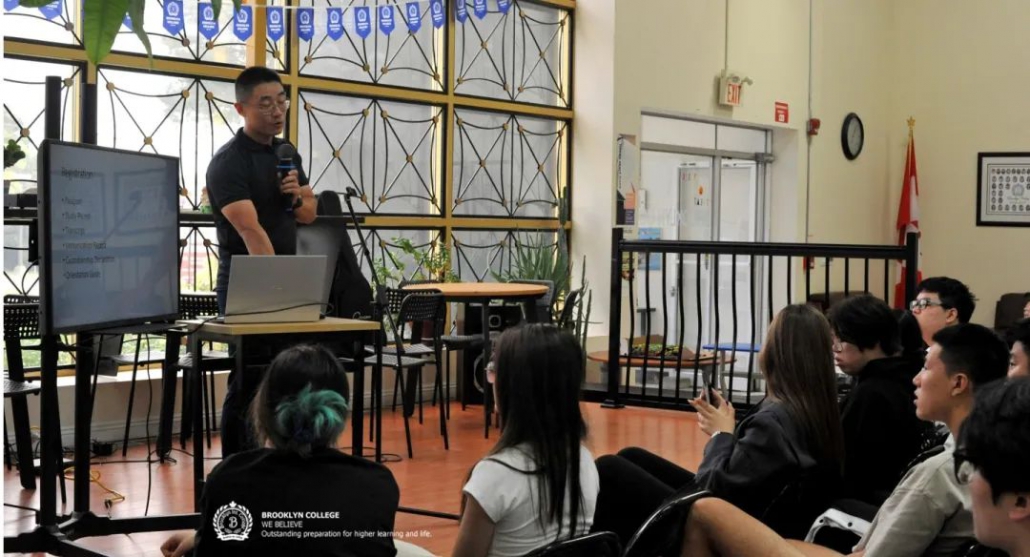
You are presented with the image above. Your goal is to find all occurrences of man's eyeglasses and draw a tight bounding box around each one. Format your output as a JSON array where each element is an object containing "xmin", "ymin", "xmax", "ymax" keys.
[
  {"xmin": 248, "ymin": 99, "xmax": 290, "ymax": 115},
  {"xmin": 832, "ymin": 339, "xmax": 845, "ymax": 353},
  {"xmin": 953, "ymin": 449, "xmax": 978, "ymax": 485},
  {"xmin": 909, "ymin": 298, "xmax": 948, "ymax": 312}
]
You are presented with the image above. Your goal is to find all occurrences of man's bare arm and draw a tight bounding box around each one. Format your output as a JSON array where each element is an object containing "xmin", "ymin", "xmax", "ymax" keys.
[{"xmin": 221, "ymin": 199, "xmax": 275, "ymax": 255}]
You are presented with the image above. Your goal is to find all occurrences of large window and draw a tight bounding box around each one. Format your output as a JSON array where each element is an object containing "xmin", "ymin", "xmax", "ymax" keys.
[{"xmin": 3, "ymin": 0, "xmax": 574, "ymax": 299}]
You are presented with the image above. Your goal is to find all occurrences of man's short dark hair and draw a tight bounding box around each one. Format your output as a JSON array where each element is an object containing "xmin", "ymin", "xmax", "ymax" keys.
[
  {"xmin": 958, "ymin": 377, "xmax": 1030, "ymax": 500},
  {"xmin": 1005, "ymin": 318, "xmax": 1030, "ymax": 354},
  {"xmin": 235, "ymin": 66, "xmax": 282, "ymax": 103},
  {"xmin": 918, "ymin": 276, "xmax": 976, "ymax": 323},
  {"xmin": 932, "ymin": 323, "xmax": 1008, "ymax": 388},
  {"xmin": 828, "ymin": 294, "xmax": 900, "ymax": 354}
]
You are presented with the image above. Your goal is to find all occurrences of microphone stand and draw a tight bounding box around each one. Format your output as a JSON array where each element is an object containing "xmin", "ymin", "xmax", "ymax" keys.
[
  {"xmin": 341, "ymin": 190, "xmax": 391, "ymax": 462},
  {"xmin": 340, "ymin": 190, "xmax": 458, "ymax": 521}
]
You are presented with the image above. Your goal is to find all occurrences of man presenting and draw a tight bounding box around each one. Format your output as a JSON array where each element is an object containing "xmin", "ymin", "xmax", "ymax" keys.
[{"xmin": 206, "ymin": 66, "xmax": 317, "ymax": 456}]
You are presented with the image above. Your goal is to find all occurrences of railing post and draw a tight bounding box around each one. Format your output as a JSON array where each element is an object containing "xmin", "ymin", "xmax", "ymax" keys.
[
  {"xmin": 603, "ymin": 228, "xmax": 625, "ymax": 409},
  {"xmin": 904, "ymin": 231, "xmax": 920, "ymax": 307}
]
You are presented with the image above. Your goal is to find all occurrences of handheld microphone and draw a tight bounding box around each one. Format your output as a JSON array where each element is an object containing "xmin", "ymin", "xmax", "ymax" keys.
[{"xmin": 276, "ymin": 143, "xmax": 297, "ymax": 212}]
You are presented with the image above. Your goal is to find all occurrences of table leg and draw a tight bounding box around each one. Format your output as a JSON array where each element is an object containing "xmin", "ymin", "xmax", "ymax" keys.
[
  {"xmin": 157, "ymin": 331, "xmax": 181, "ymax": 461},
  {"xmin": 351, "ymin": 340, "xmax": 365, "ymax": 457},
  {"xmin": 482, "ymin": 302, "xmax": 492, "ymax": 439},
  {"xmin": 191, "ymin": 333, "xmax": 205, "ymax": 511}
]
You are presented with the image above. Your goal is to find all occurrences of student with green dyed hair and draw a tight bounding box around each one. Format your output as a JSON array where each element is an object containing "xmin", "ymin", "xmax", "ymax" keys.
[{"xmin": 161, "ymin": 344, "xmax": 410, "ymax": 556}]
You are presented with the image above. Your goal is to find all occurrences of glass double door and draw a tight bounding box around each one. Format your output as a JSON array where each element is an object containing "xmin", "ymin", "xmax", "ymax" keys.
[{"xmin": 636, "ymin": 151, "xmax": 763, "ymax": 361}]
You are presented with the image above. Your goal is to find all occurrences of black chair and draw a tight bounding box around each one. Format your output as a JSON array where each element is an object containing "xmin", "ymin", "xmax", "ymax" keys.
[
  {"xmin": 350, "ymin": 288, "xmax": 447, "ymax": 459},
  {"xmin": 523, "ymin": 531, "xmax": 621, "ymax": 557},
  {"xmin": 557, "ymin": 288, "xmax": 583, "ymax": 330},
  {"xmin": 3, "ymin": 297, "xmax": 67, "ymax": 505},
  {"xmin": 805, "ymin": 440, "xmax": 953, "ymax": 551},
  {"xmin": 512, "ymin": 279, "xmax": 556, "ymax": 323},
  {"xmin": 622, "ymin": 490, "xmax": 712, "ymax": 557},
  {"xmin": 957, "ymin": 541, "xmax": 1008, "ymax": 557},
  {"xmin": 177, "ymin": 293, "xmax": 233, "ymax": 450},
  {"xmin": 103, "ymin": 334, "xmax": 166, "ymax": 456}
]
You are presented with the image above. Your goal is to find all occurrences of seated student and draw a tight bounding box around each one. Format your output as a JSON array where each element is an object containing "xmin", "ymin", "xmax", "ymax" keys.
[
  {"xmin": 453, "ymin": 325, "xmax": 600, "ymax": 557},
  {"xmin": 675, "ymin": 323, "xmax": 1010, "ymax": 557},
  {"xmin": 956, "ymin": 376, "xmax": 1030, "ymax": 557},
  {"xmin": 593, "ymin": 304, "xmax": 845, "ymax": 543},
  {"xmin": 1006, "ymin": 318, "xmax": 1029, "ymax": 378},
  {"xmin": 911, "ymin": 276, "xmax": 976, "ymax": 346},
  {"xmin": 894, "ymin": 308, "xmax": 927, "ymax": 365},
  {"xmin": 161, "ymin": 344, "xmax": 403, "ymax": 557},
  {"xmin": 829, "ymin": 295, "xmax": 925, "ymax": 504}
]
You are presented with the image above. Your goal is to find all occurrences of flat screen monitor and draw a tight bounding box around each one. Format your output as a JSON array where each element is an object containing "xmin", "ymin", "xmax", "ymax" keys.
[{"xmin": 37, "ymin": 140, "xmax": 180, "ymax": 334}]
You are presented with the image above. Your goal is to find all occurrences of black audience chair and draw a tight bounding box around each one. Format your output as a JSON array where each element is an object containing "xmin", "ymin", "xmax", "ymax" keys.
[
  {"xmin": 512, "ymin": 279, "xmax": 556, "ymax": 324},
  {"xmin": 622, "ymin": 490, "xmax": 712, "ymax": 557},
  {"xmin": 557, "ymin": 288, "xmax": 583, "ymax": 330},
  {"xmin": 349, "ymin": 288, "xmax": 447, "ymax": 459},
  {"xmin": 3, "ymin": 296, "xmax": 67, "ymax": 505},
  {"xmin": 805, "ymin": 434, "xmax": 954, "ymax": 551},
  {"xmin": 523, "ymin": 531, "xmax": 621, "ymax": 557},
  {"xmin": 177, "ymin": 293, "xmax": 233, "ymax": 450}
]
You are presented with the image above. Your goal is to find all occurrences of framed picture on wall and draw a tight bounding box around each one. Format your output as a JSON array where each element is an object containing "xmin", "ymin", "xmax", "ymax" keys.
[{"xmin": 977, "ymin": 152, "xmax": 1030, "ymax": 227}]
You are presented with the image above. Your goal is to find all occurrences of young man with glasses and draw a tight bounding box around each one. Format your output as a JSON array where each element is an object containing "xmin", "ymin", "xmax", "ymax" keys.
[
  {"xmin": 955, "ymin": 376, "xmax": 1030, "ymax": 557},
  {"xmin": 828, "ymin": 295, "xmax": 924, "ymax": 504},
  {"xmin": 206, "ymin": 66, "xmax": 317, "ymax": 456},
  {"xmin": 910, "ymin": 277, "xmax": 976, "ymax": 347},
  {"xmin": 674, "ymin": 323, "xmax": 1009, "ymax": 557}
]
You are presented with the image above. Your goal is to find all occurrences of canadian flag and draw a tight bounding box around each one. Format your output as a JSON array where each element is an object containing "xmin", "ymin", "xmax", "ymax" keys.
[{"xmin": 893, "ymin": 131, "xmax": 922, "ymax": 309}]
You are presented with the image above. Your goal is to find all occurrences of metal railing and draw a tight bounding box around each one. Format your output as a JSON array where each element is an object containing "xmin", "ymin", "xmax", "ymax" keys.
[{"xmin": 595, "ymin": 228, "xmax": 919, "ymax": 411}]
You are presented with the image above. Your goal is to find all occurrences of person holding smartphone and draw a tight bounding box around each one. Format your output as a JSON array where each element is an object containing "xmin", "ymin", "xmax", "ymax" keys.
[{"xmin": 593, "ymin": 305, "xmax": 845, "ymax": 546}]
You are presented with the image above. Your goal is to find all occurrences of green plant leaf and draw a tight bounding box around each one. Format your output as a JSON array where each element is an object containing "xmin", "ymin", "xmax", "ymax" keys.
[
  {"xmin": 126, "ymin": 0, "xmax": 152, "ymax": 61},
  {"xmin": 17, "ymin": 0, "xmax": 56, "ymax": 7},
  {"xmin": 83, "ymin": 0, "xmax": 130, "ymax": 65},
  {"xmin": 213, "ymin": 0, "xmax": 243, "ymax": 23}
]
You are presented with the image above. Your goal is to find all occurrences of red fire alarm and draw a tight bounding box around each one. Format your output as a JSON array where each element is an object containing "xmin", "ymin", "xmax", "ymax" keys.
[{"xmin": 807, "ymin": 118, "xmax": 821, "ymax": 136}]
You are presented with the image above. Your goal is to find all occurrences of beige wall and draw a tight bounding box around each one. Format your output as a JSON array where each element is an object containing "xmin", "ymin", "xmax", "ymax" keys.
[
  {"xmin": 888, "ymin": 0, "xmax": 1030, "ymax": 327},
  {"xmin": 575, "ymin": 0, "xmax": 1028, "ymax": 331}
]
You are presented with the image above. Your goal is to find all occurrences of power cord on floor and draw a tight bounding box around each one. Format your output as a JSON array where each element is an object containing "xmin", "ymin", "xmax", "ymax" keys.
[{"xmin": 62, "ymin": 465, "xmax": 126, "ymax": 508}]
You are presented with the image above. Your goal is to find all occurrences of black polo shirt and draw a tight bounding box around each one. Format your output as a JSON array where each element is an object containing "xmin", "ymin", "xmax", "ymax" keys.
[{"xmin": 206, "ymin": 128, "xmax": 309, "ymax": 291}]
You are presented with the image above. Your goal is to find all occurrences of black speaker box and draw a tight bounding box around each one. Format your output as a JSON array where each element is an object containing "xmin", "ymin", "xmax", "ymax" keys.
[{"xmin": 458, "ymin": 304, "xmax": 523, "ymax": 406}]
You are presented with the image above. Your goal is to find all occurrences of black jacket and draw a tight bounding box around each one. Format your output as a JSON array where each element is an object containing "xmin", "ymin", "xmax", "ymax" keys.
[
  {"xmin": 695, "ymin": 400, "xmax": 841, "ymax": 537},
  {"xmin": 195, "ymin": 448, "xmax": 399, "ymax": 556},
  {"xmin": 840, "ymin": 356, "xmax": 925, "ymax": 504}
]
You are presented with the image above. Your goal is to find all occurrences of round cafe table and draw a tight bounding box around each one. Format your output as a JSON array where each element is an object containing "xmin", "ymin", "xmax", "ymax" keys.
[{"xmin": 403, "ymin": 282, "xmax": 549, "ymax": 438}]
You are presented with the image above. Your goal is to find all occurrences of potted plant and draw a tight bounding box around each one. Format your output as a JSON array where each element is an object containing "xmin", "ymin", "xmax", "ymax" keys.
[{"xmin": 4, "ymin": 139, "xmax": 25, "ymax": 200}]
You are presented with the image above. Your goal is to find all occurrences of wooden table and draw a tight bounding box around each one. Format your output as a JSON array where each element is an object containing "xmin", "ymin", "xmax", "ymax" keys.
[
  {"xmin": 176, "ymin": 317, "xmax": 380, "ymax": 509},
  {"xmin": 403, "ymin": 282, "xmax": 549, "ymax": 438},
  {"xmin": 587, "ymin": 350, "xmax": 735, "ymax": 399}
]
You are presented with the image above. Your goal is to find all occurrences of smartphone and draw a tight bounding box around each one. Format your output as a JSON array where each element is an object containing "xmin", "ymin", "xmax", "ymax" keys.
[{"xmin": 700, "ymin": 374, "xmax": 712, "ymax": 405}]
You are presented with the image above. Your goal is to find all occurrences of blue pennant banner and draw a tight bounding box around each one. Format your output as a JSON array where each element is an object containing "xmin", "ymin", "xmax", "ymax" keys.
[
  {"xmin": 455, "ymin": 0, "xmax": 467, "ymax": 22},
  {"xmin": 163, "ymin": 0, "xmax": 183, "ymax": 35},
  {"xmin": 39, "ymin": 0, "xmax": 62, "ymax": 20},
  {"xmin": 497, "ymin": 0, "xmax": 511, "ymax": 14},
  {"xmin": 326, "ymin": 7, "xmax": 344, "ymax": 40},
  {"xmin": 4, "ymin": 0, "xmax": 19, "ymax": 12},
  {"xmin": 378, "ymin": 4, "xmax": 395, "ymax": 36},
  {"xmin": 233, "ymin": 5, "xmax": 253, "ymax": 41},
  {"xmin": 472, "ymin": 0, "xmax": 487, "ymax": 19},
  {"xmin": 404, "ymin": 2, "xmax": 421, "ymax": 33},
  {"xmin": 198, "ymin": 2, "xmax": 218, "ymax": 40},
  {"xmin": 266, "ymin": 6, "xmax": 284, "ymax": 41},
  {"xmin": 297, "ymin": 7, "xmax": 315, "ymax": 42},
  {"xmin": 430, "ymin": 0, "xmax": 445, "ymax": 28},
  {"xmin": 123, "ymin": 13, "xmax": 133, "ymax": 30},
  {"xmin": 354, "ymin": 6, "xmax": 371, "ymax": 39}
]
